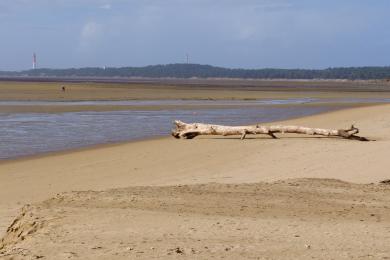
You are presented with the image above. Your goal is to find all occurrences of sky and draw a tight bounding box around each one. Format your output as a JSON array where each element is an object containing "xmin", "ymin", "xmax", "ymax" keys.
[{"xmin": 0, "ymin": 0, "xmax": 389, "ymax": 70}]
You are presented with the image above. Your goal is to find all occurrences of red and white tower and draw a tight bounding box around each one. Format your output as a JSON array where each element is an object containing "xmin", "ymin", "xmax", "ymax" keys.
[{"xmin": 33, "ymin": 53, "xmax": 37, "ymax": 69}]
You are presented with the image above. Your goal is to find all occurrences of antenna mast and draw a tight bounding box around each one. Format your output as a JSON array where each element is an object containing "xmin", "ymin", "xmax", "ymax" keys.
[{"xmin": 32, "ymin": 53, "xmax": 37, "ymax": 69}]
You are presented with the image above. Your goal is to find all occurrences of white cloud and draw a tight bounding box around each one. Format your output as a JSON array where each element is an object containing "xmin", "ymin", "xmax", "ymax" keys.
[
  {"xmin": 79, "ymin": 21, "xmax": 102, "ymax": 49},
  {"xmin": 81, "ymin": 22, "xmax": 99, "ymax": 39}
]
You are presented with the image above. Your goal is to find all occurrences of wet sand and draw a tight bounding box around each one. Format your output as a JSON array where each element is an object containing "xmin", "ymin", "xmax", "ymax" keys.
[
  {"xmin": 1, "ymin": 80, "xmax": 390, "ymax": 114},
  {"xmin": 2, "ymin": 81, "xmax": 390, "ymax": 102},
  {"xmin": 1, "ymin": 103, "xmax": 390, "ymax": 259}
]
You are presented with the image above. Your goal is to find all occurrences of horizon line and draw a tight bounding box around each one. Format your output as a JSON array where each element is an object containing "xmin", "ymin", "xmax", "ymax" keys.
[{"xmin": 1, "ymin": 63, "xmax": 390, "ymax": 73}]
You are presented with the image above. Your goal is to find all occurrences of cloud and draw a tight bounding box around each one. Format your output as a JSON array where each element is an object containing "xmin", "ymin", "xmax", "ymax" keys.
[
  {"xmin": 79, "ymin": 21, "xmax": 102, "ymax": 49},
  {"xmin": 81, "ymin": 22, "xmax": 100, "ymax": 39},
  {"xmin": 1, "ymin": 0, "xmax": 390, "ymax": 69}
]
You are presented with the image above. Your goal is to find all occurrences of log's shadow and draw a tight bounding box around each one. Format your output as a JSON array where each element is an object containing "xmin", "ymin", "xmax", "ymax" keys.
[
  {"xmin": 206, "ymin": 137, "xmax": 332, "ymax": 140},
  {"xmin": 204, "ymin": 136, "xmax": 376, "ymax": 141}
]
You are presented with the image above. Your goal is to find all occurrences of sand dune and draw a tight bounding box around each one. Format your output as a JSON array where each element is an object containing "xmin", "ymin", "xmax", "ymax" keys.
[
  {"xmin": 1, "ymin": 104, "xmax": 390, "ymax": 259},
  {"xmin": 1, "ymin": 179, "xmax": 389, "ymax": 259}
]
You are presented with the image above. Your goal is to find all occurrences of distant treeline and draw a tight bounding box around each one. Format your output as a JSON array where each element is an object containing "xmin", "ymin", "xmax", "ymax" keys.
[{"xmin": 1, "ymin": 64, "xmax": 390, "ymax": 80}]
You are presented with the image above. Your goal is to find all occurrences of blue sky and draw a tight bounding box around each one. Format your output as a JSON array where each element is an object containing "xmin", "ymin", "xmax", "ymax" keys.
[{"xmin": 0, "ymin": 0, "xmax": 389, "ymax": 70}]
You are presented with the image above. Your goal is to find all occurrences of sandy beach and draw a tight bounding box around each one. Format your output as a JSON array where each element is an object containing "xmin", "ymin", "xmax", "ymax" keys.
[
  {"xmin": 2, "ymin": 0, "xmax": 390, "ymax": 258},
  {"xmin": 1, "ymin": 103, "xmax": 390, "ymax": 259}
]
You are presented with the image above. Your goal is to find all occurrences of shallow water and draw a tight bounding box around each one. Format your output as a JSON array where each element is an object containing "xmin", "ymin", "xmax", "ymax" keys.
[
  {"xmin": 1, "ymin": 97, "xmax": 390, "ymax": 106},
  {"xmin": 0, "ymin": 98, "xmax": 316, "ymax": 106},
  {"xmin": 0, "ymin": 105, "xmax": 339, "ymax": 160}
]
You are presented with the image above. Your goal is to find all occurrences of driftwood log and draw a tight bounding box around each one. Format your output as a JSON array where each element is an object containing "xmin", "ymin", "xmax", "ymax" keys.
[{"xmin": 172, "ymin": 120, "xmax": 369, "ymax": 141}]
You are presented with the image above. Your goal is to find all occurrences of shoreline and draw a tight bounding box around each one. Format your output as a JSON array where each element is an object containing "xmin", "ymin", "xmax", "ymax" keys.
[
  {"xmin": 0, "ymin": 101, "xmax": 382, "ymax": 114},
  {"xmin": 2, "ymin": 103, "xmax": 388, "ymax": 182},
  {"xmin": 0, "ymin": 135, "xmax": 166, "ymax": 165},
  {"xmin": 0, "ymin": 102, "xmax": 375, "ymax": 163}
]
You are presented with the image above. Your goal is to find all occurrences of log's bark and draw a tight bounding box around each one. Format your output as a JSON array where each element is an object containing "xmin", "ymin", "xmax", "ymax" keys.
[{"xmin": 171, "ymin": 120, "xmax": 369, "ymax": 141}]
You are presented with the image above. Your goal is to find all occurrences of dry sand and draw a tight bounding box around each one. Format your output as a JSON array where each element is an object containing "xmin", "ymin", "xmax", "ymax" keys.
[
  {"xmin": 1, "ymin": 180, "xmax": 389, "ymax": 259},
  {"xmin": 1, "ymin": 104, "xmax": 390, "ymax": 259}
]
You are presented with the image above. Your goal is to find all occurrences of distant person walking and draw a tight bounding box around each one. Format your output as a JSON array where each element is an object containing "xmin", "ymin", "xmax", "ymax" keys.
[{"xmin": 61, "ymin": 86, "xmax": 66, "ymax": 92}]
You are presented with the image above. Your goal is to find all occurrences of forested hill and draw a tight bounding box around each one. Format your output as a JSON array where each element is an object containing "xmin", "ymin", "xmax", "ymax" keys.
[{"xmin": 1, "ymin": 64, "xmax": 390, "ymax": 80}]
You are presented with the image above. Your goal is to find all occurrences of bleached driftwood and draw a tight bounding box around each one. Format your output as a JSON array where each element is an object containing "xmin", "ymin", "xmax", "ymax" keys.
[{"xmin": 171, "ymin": 120, "xmax": 369, "ymax": 141}]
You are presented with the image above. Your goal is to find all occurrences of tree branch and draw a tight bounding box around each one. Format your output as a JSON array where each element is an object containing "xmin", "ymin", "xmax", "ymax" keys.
[{"xmin": 171, "ymin": 121, "xmax": 369, "ymax": 141}]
